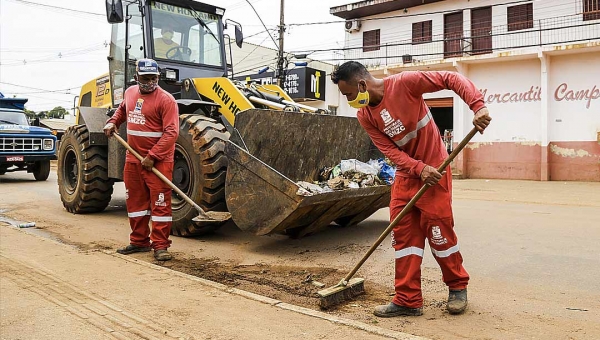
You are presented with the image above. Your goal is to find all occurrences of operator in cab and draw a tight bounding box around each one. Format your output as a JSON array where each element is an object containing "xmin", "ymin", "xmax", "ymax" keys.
[{"xmin": 154, "ymin": 24, "xmax": 179, "ymax": 59}]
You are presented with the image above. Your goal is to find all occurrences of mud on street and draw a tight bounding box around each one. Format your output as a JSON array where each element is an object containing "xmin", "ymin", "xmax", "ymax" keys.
[{"xmin": 2, "ymin": 167, "xmax": 600, "ymax": 340}]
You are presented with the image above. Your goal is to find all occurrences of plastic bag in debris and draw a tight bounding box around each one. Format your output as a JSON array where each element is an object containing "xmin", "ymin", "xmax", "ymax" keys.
[
  {"xmin": 379, "ymin": 162, "xmax": 396, "ymax": 185},
  {"xmin": 340, "ymin": 159, "xmax": 378, "ymax": 176}
]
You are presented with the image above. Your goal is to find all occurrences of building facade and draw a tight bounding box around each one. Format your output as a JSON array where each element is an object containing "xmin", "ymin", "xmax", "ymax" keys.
[{"xmin": 330, "ymin": 0, "xmax": 600, "ymax": 181}]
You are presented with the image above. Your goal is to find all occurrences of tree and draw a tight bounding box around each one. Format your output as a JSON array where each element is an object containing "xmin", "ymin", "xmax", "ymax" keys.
[
  {"xmin": 48, "ymin": 106, "xmax": 67, "ymax": 119},
  {"xmin": 23, "ymin": 109, "xmax": 36, "ymax": 120}
]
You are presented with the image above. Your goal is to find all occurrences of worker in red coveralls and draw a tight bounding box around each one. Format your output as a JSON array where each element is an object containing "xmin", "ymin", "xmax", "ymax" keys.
[
  {"xmin": 103, "ymin": 58, "xmax": 179, "ymax": 261},
  {"xmin": 331, "ymin": 61, "xmax": 491, "ymax": 317}
]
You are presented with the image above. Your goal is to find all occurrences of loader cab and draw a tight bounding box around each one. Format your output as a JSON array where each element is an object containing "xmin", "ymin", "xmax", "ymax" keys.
[{"xmin": 105, "ymin": 0, "xmax": 228, "ymax": 106}]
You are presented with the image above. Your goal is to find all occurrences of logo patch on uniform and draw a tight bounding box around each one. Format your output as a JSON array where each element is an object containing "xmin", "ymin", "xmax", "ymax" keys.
[
  {"xmin": 134, "ymin": 99, "xmax": 144, "ymax": 113},
  {"xmin": 155, "ymin": 192, "xmax": 167, "ymax": 207},
  {"xmin": 380, "ymin": 109, "xmax": 394, "ymax": 125},
  {"xmin": 379, "ymin": 108, "xmax": 406, "ymax": 138},
  {"xmin": 125, "ymin": 189, "xmax": 129, "ymax": 200},
  {"xmin": 128, "ymin": 99, "xmax": 146, "ymax": 125},
  {"xmin": 431, "ymin": 226, "xmax": 448, "ymax": 245}
]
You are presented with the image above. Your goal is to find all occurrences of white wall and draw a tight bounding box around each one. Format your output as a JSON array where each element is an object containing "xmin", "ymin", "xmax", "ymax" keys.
[
  {"xmin": 549, "ymin": 52, "xmax": 600, "ymax": 142},
  {"xmin": 468, "ymin": 59, "xmax": 542, "ymax": 142}
]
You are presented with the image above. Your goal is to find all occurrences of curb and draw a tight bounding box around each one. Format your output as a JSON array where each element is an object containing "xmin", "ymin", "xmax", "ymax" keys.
[
  {"xmin": 105, "ymin": 250, "xmax": 428, "ymax": 340},
  {"xmin": 2, "ymin": 225, "xmax": 427, "ymax": 340}
]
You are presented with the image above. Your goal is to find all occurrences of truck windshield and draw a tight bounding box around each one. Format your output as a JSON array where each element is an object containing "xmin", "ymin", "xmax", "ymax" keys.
[
  {"xmin": 0, "ymin": 111, "xmax": 29, "ymax": 125},
  {"xmin": 151, "ymin": 2, "xmax": 222, "ymax": 67}
]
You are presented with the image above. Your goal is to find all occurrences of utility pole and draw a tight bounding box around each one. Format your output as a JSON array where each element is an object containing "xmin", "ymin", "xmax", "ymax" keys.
[{"xmin": 277, "ymin": 0, "xmax": 285, "ymax": 88}]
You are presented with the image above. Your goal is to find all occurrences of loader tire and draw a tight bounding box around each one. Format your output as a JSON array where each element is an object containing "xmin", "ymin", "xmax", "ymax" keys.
[
  {"xmin": 171, "ymin": 114, "xmax": 230, "ymax": 236},
  {"xmin": 58, "ymin": 125, "xmax": 113, "ymax": 213}
]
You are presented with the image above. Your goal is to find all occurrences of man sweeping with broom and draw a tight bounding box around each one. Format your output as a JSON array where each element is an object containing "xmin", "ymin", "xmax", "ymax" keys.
[{"xmin": 331, "ymin": 61, "xmax": 491, "ymax": 316}]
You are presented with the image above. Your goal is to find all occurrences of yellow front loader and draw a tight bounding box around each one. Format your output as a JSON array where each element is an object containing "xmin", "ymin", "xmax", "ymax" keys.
[{"xmin": 57, "ymin": 0, "xmax": 390, "ymax": 237}]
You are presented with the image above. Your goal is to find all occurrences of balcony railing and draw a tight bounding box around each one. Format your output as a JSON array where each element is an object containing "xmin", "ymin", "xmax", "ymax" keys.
[{"xmin": 338, "ymin": 12, "xmax": 600, "ymax": 67}]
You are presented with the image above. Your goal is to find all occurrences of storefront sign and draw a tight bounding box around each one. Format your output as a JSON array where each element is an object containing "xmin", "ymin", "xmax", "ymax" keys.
[
  {"xmin": 479, "ymin": 86, "xmax": 541, "ymax": 104},
  {"xmin": 478, "ymin": 83, "xmax": 599, "ymax": 109},
  {"xmin": 235, "ymin": 67, "xmax": 326, "ymax": 101},
  {"xmin": 554, "ymin": 83, "xmax": 599, "ymax": 109}
]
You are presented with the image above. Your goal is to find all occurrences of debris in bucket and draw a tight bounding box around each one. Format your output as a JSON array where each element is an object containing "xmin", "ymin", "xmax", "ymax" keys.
[{"xmin": 296, "ymin": 158, "xmax": 396, "ymax": 196}]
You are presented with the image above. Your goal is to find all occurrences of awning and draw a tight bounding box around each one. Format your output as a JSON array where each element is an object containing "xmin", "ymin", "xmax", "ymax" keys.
[{"xmin": 425, "ymin": 97, "xmax": 453, "ymax": 108}]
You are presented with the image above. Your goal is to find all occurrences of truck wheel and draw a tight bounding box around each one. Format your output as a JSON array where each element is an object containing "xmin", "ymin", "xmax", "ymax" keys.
[
  {"xmin": 171, "ymin": 114, "xmax": 229, "ymax": 236},
  {"xmin": 58, "ymin": 125, "xmax": 113, "ymax": 213},
  {"xmin": 32, "ymin": 160, "xmax": 50, "ymax": 181}
]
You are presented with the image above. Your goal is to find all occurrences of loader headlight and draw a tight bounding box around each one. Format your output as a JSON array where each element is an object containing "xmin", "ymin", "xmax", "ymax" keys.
[
  {"xmin": 161, "ymin": 68, "xmax": 178, "ymax": 81},
  {"xmin": 166, "ymin": 69, "xmax": 177, "ymax": 80},
  {"xmin": 43, "ymin": 139, "xmax": 54, "ymax": 150}
]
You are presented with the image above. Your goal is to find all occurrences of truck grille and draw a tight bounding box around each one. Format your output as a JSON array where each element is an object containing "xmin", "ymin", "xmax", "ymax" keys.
[{"xmin": 0, "ymin": 136, "xmax": 44, "ymax": 152}]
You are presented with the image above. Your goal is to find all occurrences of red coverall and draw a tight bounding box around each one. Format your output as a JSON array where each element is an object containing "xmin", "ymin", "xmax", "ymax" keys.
[
  {"xmin": 107, "ymin": 85, "xmax": 179, "ymax": 250},
  {"xmin": 357, "ymin": 71, "xmax": 486, "ymax": 308}
]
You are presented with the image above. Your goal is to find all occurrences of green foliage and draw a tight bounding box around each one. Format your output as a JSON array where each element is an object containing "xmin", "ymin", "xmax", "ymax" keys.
[
  {"xmin": 48, "ymin": 106, "xmax": 68, "ymax": 119},
  {"xmin": 23, "ymin": 109, "xmax": 37, "ymax": 119}
]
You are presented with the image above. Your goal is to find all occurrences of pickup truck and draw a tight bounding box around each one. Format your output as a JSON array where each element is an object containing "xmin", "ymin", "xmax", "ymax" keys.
[{"xmin": 0, "ymin": 96, "xmax": 57, "ymax": 181}]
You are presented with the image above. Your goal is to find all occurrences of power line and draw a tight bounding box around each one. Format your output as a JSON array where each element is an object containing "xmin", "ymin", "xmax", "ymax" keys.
[
  {"xmin": 0, "ymin": 82, "xmax": 81, "ymax": 94},
  {"xmin": 245, "ymin": 0, "xmax": 279, "ymax": 50},
  {"xmin": 6, "ymin": 0, "xmax": 104, "ymax": 16}
]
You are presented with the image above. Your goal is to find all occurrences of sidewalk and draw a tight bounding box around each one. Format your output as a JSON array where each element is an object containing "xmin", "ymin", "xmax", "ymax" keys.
[
  {"xmin": 0, "ymin": 225, "xmax": 425, "ymax": 340},
  {"xmin": 453, "ymin": 178, "xmax": 600, "ymax": 207}
]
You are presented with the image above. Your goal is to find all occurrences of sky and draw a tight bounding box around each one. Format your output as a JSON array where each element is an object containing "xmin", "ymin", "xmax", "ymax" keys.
[{"xmin": 0, "ymin": 0, "xmax": 349, "ymax": 112}]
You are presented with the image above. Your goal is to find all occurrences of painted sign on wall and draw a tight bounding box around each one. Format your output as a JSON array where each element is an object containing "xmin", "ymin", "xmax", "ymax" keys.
[{"xmin": 479, "ymin": 83, "xmax": 599, "ymax": 109}]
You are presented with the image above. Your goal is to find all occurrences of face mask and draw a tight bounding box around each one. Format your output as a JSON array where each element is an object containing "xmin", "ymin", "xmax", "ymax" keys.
[
  {"xmin": 348, "ymin": 85, "xmax": 370, "ymax": 109},
  {"xmin": 162, "ymin": 31, "xmax": 174, "ymax": 40},
  {"xmin": 138, "ymin": 80, "xmax": 158, "ymax": 93}
]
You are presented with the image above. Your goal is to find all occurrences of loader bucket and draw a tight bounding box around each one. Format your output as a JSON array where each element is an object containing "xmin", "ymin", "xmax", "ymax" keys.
[{"xmin": 225, "ymin": 109, "xmax": 391, "ymax": 237}]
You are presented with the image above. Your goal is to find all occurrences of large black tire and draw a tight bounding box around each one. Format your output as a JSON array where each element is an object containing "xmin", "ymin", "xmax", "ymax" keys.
[
  {"xmin": 32, "ymin": 160, "xmax": 50, "ymax": 181},
  {"xmin": 171, "ymin": 114, "xmax": 229, "ymax": 236},
  {"xmin": 58, "ymin": 125, "xmax": 113, "ymax": 213}
]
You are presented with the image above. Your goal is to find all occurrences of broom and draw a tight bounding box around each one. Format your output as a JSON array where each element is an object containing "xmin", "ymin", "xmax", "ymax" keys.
[{"xmin": 318, "ymin": 126, "xmax": 479, "ymax": 309}]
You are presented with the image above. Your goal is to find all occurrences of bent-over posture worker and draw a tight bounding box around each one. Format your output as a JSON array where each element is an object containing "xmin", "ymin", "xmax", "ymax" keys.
[
  {"xmin": 331, "ymin": 61, "xmax": 491, "ymax": 317},
  {"xmin": 104, "ymin": 58, "xmax": 179, "ymax": 261}
]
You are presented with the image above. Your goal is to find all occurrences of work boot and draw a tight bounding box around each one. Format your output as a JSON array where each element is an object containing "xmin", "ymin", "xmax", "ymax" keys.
[
  {"xmin": 154, "ymin": 249, "xmax": 172, "ymax": 261},
  {"xmin": 373, "ymin": 302, "xmax": 423, "ymax": 317},
  {"xmin": 447, "ymin": 288, "xmax": 468, "ymax": 314},
  {"xmin": 117, "ymin": 244, "xmax": 151, "ymax": 255}
]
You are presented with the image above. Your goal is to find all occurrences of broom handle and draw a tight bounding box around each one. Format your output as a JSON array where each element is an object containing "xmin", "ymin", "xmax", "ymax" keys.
[
  {"xmin": 112, "ymin": 133, "xmax": 209, "ymax": 218},
  {"xmin": 343, "ymin": 127, "xmax": 479, "ymax": 283}
]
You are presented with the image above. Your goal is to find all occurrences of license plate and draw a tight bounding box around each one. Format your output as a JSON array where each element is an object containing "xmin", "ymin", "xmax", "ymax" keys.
[{"xmin": 6, "ymin": 156, "xmax": 24, "ymax": 162}]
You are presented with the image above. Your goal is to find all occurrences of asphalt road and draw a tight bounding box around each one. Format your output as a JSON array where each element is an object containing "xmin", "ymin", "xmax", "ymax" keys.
[{"xmin": 1, "ymin": 169, "xmax": 599, "ymax": 339}]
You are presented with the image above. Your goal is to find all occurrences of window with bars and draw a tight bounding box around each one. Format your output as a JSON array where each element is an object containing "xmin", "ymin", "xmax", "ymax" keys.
[
  {"xmin": 507, "ymin": 3, "xmax": 533, "ymax": 31},
  {"xmin": 363, "ymin": 29, "xmax": 380, "ymax": 52},
  {"xmin": 412, "ymin": 20, "xmax": 433, "ymax": 44},
  {"xmin": 583, "ymin": 0, "xmax": 600, "ymax": 21}
]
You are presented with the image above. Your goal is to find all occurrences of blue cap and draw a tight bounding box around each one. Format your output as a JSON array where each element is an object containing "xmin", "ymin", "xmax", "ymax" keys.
[{"xmin": 136, "ymin": 59, "xmax": 160, "ymax": 75}]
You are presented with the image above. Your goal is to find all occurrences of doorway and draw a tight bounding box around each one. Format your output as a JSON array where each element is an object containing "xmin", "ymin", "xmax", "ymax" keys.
[{"xmin": 428, "ymin": 105, "xmax": 453, "ymax": 153}]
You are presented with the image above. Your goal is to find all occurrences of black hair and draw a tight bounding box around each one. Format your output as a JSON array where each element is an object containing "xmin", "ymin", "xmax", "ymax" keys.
[{"xmin": 330, "ymin": 61, "xmax": 370, "ymax": 85}]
